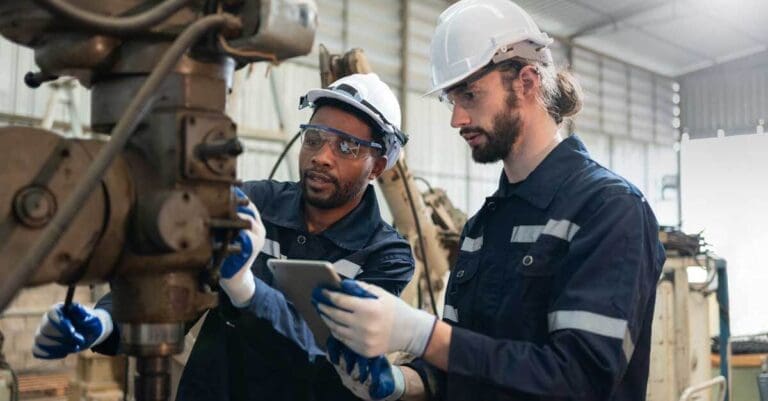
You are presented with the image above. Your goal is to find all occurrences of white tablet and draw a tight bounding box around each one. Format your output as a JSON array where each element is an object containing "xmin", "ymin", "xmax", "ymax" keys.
[{"xmin": 268, "ymin": 259, "xmax": 342, "ymax": 349}]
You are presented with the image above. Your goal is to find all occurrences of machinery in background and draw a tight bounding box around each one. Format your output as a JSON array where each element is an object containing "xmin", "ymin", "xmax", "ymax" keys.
[
  {"xmin": 648, "ymin": 228, "xmax": 730, "ymax": 401},
  {"xmin": 759, "ymin": 356, "xmax": 768, "ymax": 401},
  {"xmin": 0, "ymin": 1, "xmax": 317, "ymax": 400}
]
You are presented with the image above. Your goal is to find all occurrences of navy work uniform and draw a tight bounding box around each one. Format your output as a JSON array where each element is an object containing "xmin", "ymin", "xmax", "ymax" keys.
[
  {"xmin": 407, "ymin": 136, "xmax": 665, "ymax": 401},
  {"xmin": 96, "ymin": 180, "xmax": 414, "ymax": 401}
]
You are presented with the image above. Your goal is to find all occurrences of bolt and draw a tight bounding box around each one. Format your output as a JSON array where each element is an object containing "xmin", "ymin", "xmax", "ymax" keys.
[{"xmin": 14, "ymin": 186, "xmax": 56, "ymax": 227}]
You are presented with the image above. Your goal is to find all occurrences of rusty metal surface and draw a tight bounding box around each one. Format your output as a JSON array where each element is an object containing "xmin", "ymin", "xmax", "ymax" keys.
[
  {"xmin": 0, "ymin": 127, "xmax": 108, "ymax": 286},
  {"xmin": 0, "ymin": 3, "xmax": 317, "ymax": 400}
]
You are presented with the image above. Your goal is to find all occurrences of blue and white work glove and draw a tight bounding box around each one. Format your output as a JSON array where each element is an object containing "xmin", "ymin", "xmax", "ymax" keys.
[
  {"xmin": 327, "ymin": 336, "xmax": 405, "ymax": 401},
  {"xmin": 218, "ymin": 187, "xmax": 266, "ymax": 307},
  {"xmin": 32, "ymin": 302, "xmax": 114, "ymax": 359},
  {"xmin": 314, "ymin": 279, "xmax": 437, "ymax": 358}
]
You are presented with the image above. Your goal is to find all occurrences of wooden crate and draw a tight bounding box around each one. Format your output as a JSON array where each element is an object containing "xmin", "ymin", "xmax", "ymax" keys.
[{"xmin": 17, "ymin": 372, "xmax": 69, "ymax": 399}]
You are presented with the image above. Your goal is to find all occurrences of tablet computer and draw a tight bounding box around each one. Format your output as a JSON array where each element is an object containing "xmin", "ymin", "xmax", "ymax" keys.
[{"xmin": 268, "ymin": 259, "xmax": 341, "ymax": 349}]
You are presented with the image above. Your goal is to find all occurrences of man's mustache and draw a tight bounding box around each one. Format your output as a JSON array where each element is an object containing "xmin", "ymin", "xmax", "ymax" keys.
[
  {"xmin": 460, "ymin": 127, "xmax": 488, "ymax": 136},
  {"xmin": 303, "ymin": 169, "xmax": 338, "ymax": 185}
]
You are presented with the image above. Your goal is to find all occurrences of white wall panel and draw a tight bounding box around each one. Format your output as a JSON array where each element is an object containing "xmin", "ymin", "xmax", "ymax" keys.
[
  {"xmin": 577, "ymin": 131, "xmax": 611, "ymax": 168},
  {"xmin": 347, "ymin": 0, "xmax": 402, "ymax": 89},
  {"xmin": 0, "ymin": 37, "xmax": 91, "ymax": 129},
  {"xmin": 0, "ymin": 38, "xmax": 19, "ymax": 114},
  {"xmin": 611, "ymin": 138, "xmax": 648, "ymax": 195},
  {"xmin": 647, "ymin": 143, "xmax": 679, "ymax": 226},
  {"xmin": 293, "ymin": 0, "xmax": 344, "ymax": 67},
  {"xmin": 237, "ymin": 139, "xmax": 294, "ymax": 182},
  {"xmin": 407, "ymin": 0, "xmax": 443, "ymax": 94}
]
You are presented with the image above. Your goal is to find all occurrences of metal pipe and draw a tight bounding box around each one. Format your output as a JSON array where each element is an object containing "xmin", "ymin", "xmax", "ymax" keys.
[
  {"xmin": 678, "ymin": 375, "xmax": 726, "ymax": 401},
  {"xmin": 0, "ymin": 13, "xmax": 242, "ymax": 312},
  {"xmin": 716, "ymin": 258, "xmax": 731, "ymax": 401},
  {"xmin": 134, "ymin": 356, "xmax": 171, "ymax": 401},
  {"xmin": 33, "ymin": 0, "xmax": 192, "ymax": 35}
]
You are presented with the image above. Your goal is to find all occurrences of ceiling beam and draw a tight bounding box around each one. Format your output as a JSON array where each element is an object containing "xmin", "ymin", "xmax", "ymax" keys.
[
  {"xmin": 569, "ymin": 0, "xmax": 671, "ymax": 39},
  {"xmin": 566, "ymin": 0, "xmax": 715, "ymax": 63}
]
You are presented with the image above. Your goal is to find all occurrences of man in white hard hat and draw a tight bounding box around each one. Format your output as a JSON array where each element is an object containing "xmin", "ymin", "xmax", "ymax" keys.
[
  {"xmin": 32, "ymin": 73, "xmax": 415, "ymax": 401},
  {"xmin": 315, "ymin": 1, "xmax": 665, "ymax": 400}
]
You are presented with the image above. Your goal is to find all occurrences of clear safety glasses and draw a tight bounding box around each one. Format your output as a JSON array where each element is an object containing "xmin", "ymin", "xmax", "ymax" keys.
[{"xmin": 299, "ymin": 124, "xmax": 383, "ymax": 160}]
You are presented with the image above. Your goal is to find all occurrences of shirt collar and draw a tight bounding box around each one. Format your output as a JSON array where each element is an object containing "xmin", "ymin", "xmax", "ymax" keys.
[
  {"xmin": 492, "ymin": 135, "xmax": 591, "ymax": 209},
  {"xmin": 264, "ymin": 183, "xmax": 382, "ymax": 251},
  {"xmin": 321, "ymin": 185, "xmax": 383, "ymax": 251}
]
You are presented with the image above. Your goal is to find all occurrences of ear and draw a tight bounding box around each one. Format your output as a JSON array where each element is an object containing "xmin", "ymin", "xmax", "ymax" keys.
[
  {"xmin": 368, "ymin": 155, "xmax": 387, "ymax": 180},
  {"xmin": 518, "ymin": 65, "xmax": 540, "ymax": 99}
]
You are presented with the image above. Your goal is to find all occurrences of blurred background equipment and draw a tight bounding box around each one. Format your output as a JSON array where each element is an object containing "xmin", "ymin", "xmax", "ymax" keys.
[{"xmin": 0, "ymin": 1, "xmax": 317, "ymax": 400}]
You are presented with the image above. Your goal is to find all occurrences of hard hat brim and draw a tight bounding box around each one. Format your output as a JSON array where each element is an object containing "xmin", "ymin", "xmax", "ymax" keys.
[{"xmin": 303, "ymin": 88, "xmax": 393, "ymax": 137}]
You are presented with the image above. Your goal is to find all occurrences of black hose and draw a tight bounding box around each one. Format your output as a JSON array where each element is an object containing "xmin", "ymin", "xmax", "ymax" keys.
[
  {"xmin": 268, "ymin": 130, "xmax": 302, "ymax": 180},
  {"xmin": 0, "ymin": 13, "xmax": 242, "ymax": 312},
  {"xmin": 396, "ymin": 162, "xmax": 438, "ymax": 315},
  {"xmin": 33, "ymin": 0, "xmax": 193, "ymax": 35},
  {"xmin": 413, "ymin": 176, "xmax": 434, "ymax": 193}
]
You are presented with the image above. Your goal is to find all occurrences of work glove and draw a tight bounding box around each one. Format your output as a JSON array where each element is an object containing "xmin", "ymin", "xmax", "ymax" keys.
[
  {"xmin": 327, "ymin": 336, "xmax": 405, "ymax": 401},
  {"xmin": 314, "ymin": 279, "xmax": 437, "ymax": 358},
  {"xmin": 218, "ymin": 187, "xmax": 266, "ymax": 307},
  {"xmin": 32, "ymin": 302, "xmax": 114, "ymax": 359}
]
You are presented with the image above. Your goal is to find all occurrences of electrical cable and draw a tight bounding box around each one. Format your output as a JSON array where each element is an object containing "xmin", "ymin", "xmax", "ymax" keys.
[
  {"xmin": 33, "ymin": 0, "xmax": 192, "ymax": 35},
  {"xmin": 397, "ymin": 162, "xmax": 438, "ymax": 315},
  {"xmin": 268, "ymin": 131, "xmax": 302, "ymax": 180},
  {"xmin": 0, "ymin": 13, "xmax": 242, "ymax": 312},
  {"xmin": 413, "ymin": 176, "xmax": 434, "ymax": 193}
]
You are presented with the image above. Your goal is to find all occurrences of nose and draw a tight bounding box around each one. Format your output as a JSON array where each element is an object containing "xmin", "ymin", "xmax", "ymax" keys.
[
  {"xmin": 310, "ymin": 140, "xmax": 335, "ymax": 167},
  {"xmin": 450, "ymin": 105, "xmax": 471, "ymax": 128}
]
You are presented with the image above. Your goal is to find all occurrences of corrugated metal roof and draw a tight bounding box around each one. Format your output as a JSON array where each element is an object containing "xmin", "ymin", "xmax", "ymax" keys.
[{"xmin": 513, "ymin": 0, "xmax": 768, "ymax": 77}]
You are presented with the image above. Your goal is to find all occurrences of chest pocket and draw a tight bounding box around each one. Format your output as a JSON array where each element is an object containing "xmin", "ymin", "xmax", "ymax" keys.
[
  {"xmin": 445, "ymin": 251, "xmax": 481, "ymax": 327},
  {"xmin": 508, "ymin": 239, "xmax": 566, "ymax": 341},
  {"xmin": 515, "ymin": 249, "xmax": 555, "ymax": 305}
]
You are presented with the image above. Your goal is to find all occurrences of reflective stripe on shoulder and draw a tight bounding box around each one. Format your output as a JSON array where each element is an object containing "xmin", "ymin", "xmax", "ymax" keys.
[
  {"xmin": 510, "ymin": 219, "xmax": 580, "ymax": 243},
  {"xmin": 443, "ymin": 305, "xmax": 458, "ymax": 323},
  {"xmin": 333, "ymin": 259, "xmax": 362, "ymax": 278},
  {"xmin": 460, "ymin": 236, "xmax": 483, "ymax": 252},
  {"xmin": 548, "ymin": 310, "xmax": 635, "ymax": 360}
]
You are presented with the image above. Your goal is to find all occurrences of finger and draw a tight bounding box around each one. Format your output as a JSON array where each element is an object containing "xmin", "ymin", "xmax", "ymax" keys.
[
  {"xmin": 316, "ymin": 303, "xmax": 356, "ymax": 327},
  {"xmin": 321, "ymin": 289, "xmax": 366, "ymax": 313},
  {"xmin": 237, "ymin": 211, "xmax": 260, "ymax": 232},
  {"xmin": 353, "ymin": 280, "xmax": 387, "ymax": 298},
  {"xmin": 49, "ymin": 309, "xmax": 86, "ymax": 347},
  {"xmin": 320, "ymin": 315, "xmax": 357, "ymax": 346},
  {"xmin": 311, "ymin": 286, "xmax": 335, "ymax": 308},
  {"xmin": 340, "ymin": 279, "xmax": 379, "ymax": 299},
  {"xmin": 342, "ymin": 348, "xmax": 358, "ymax": 376},
  {"xmin": 337, "ymin": 354, "xmax": 349, "ymax": 377},
  {"xmin": 356, "ymin": 356, "xmax": 370, "ymax": 384},
  {"xmin": 326, "ymin": 337, "xmax": 343, "ymax": 365},
  {"xmin": 32, "ymin": 342, "xmax": 67, "ymax": 359}
]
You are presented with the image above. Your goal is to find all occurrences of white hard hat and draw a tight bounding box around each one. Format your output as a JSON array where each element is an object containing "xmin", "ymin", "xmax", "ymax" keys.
[
  {"xmin": 300, "ymin": 73, "xmax": 408, "ymax": 170},
  {"xmin": 426, "ymin": 0, "xmax": 554, "ymax": 96}
]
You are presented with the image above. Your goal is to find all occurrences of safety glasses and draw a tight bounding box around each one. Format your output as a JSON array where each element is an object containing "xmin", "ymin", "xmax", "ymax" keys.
[
  {"xmin": 299, "ymin": 124, "xmax": 383, "ymax": 160},
  {"xmin": 439, "ymin": 60, "xmax": 523, "ymax": 111}
]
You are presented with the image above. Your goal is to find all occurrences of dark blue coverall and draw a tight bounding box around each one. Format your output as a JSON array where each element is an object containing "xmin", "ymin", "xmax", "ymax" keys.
[
  {"xmin": 407, "ymin": 136, "xmax": 665, "ymax": 401},
  {"xmin": 95, "ymin": 180, "xmax": 414, "ymax": 401}
]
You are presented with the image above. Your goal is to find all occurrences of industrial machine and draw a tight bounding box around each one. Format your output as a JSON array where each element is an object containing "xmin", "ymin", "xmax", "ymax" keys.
[
  {"xmin": 649, "ymin": 228, "xmax": 730, "ymax": 401},
  {"xmin": 0, "ymin": 1, "xmax": 317, "ymax": 400}
]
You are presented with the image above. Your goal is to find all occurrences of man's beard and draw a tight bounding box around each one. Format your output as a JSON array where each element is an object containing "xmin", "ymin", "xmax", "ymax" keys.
[
  {"xmin": 300, "ymin": 169, "xmax": 366, "ymax": 209},
  {"xmin": 468, "ymin": 108, "xmax": 522, "ymax": 164}
]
